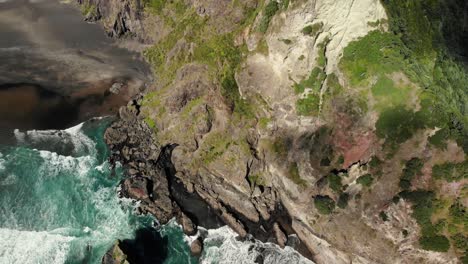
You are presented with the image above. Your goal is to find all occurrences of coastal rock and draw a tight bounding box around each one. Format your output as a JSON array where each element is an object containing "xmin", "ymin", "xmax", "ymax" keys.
[
  {"xmin": 122, "ymin": 177, "xmax": 149, "ymax": 200},
  {"xmin": 176, "ymin": 211, "xmax": 197, "ymax": 236},
  {"xmin": 273, "ymin": 223, "xmax": 287, "ymax": 248},
  {"xmin": 190, "ymin": 238, "xmax": 203, "ymax": 256},
  {"xmin": 101, "ymin": 241, "xmax": 129, "ymax": 264}
]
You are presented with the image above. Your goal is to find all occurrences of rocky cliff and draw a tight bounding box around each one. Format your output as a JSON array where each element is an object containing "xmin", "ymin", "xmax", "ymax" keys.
[{"xmin": 75, "ymin": 0, "xmax": 468, "ymax": 263}]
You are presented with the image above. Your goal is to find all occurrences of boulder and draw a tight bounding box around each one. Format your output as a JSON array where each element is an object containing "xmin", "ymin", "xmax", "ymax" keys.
[{"xmin": 190, "ymin": 238, "xmax": 203, "ymax": 256}]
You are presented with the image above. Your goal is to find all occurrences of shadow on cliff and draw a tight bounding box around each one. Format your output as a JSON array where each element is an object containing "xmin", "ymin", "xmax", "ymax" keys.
[{"xmin": 119, "ymin": 227, "xmax": 169, "ymax": 264}]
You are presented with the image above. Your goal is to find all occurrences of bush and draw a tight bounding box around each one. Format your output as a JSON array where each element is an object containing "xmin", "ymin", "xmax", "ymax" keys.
[
  {"xmin": 337, "ymin": 193, "xmax": 350, "ymax": 209},
  {"xmin": 432, "ymin": 161, "xmax": 467, "ymax": 182},
  {"xmin": 357, "ymin": 174, "xmax": 374, "ymax": 187},
  {"xmin": 314, "ymin": 195, "xmax": 335, "ymax": 215},
  {"xmin": 301, "ymin": 23, "xmax": 323, "ymax": 36},
  {"xmin": 327, "ymin": 173, "xmax": 343, "ymax": 193},
  {"xmin": 399, "ymin": 158, "xmax": 424, "ymax": 190},
  {"xmin": 419, "ymin": 235, "xmax": 450, "ymax": 252},
  {"xmin": 379, "ymin": 211, "xmax": 389, "ymax": 221},
  {"xmin": 376, "ymin": 107, "xmax": 427, "ymax": 147},
  {"xmin": 258, "ymin": 1, "xmax": 279, "ymax": 33}
]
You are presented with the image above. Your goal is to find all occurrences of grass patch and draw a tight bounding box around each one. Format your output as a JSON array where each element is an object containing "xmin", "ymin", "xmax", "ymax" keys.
[
  {"xmin": 371, "ymin": 76, "xmax": 411, "ymax": 110},
  {"xmin": 294, "ymin": 67, "xmax": 326, "ymax": 94},
  {"xmin": 340, "ymin": 31, "xmax": 407, "ymax": 86},
  {"xmin": 199, "ymin": 132, "xmax": 232, "ymax": 164},
  {"xmin": 296, "ymin": 94, "xmax": 320, "ymax": 116},
  {"xmin": 314, "ymin": 195, "xmax": 335, "ymax": 215}
]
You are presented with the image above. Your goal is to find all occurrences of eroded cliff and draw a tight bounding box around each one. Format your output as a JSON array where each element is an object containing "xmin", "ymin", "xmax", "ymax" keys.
[{"xmin": 75, "ymin": 0, "xmax": 468, "ymax": 263}]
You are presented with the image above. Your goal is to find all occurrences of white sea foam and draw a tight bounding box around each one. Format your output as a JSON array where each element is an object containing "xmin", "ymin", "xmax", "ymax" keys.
[
  {"xmin": 38, "ymin": 150, "xmax": 94, "ymax": 180},
  {"xmin": 14, "ymin": 122, "xmax": 96, "ymax": 157},
  {"xmin": 200, "ymin": 226, "xmax": 314, "ymax": 264},
  {"xmin": 0, "ymin": 228, "xmax": 74, "ymax": 264},
  {"xmin": 0, "ymin": 174, "xmax": 17, "ymax": 186}
]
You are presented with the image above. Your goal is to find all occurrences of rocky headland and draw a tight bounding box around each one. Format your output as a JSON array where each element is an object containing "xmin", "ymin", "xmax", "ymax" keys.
[{"xmin": 74, "ymin": 0, "xmax": 467, "ymax": 263}]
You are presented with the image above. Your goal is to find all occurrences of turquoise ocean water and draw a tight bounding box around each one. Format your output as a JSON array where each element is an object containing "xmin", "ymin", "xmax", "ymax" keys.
[
  {"xmin": 0, "ymin": 118, "xmax": 195, "ymax": 264},
  {"xmin": 0, "ymin": 118, "xmax": 314, "ymax": 264}
]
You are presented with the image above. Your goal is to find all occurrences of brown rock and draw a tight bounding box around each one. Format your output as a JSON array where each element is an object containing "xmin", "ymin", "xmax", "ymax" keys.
[
  {"xmin": 190, "ymin": 238, "xmax": 203, "ymax": 256},
  {"xmin": 123, "ymin": 177, "xmax": 149, "ymax": 200}
]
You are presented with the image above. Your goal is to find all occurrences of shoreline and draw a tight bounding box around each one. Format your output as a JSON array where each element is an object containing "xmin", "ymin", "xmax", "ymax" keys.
[{"xmin": 104, "ymin": 98, "xmax": 316, "ymax": 261}]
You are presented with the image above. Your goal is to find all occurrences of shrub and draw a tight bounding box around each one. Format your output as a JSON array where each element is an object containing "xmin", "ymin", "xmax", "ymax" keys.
[
  {"xmin": 419, "ymin": 235, "xmax": 450, "ymax": 252},
  {"xmin": 357, "ymin": 174, "xmax": 374, "ymax": 187},
  {"xmin": 327, "ymin": 173, "xmax": 343, "ymax": 193},
  {"xmin": 337, "ymin": 193, "xmax": 350, "ymax": 209},
  {"xmin": 258, "ymin": 1, "xmax": 279, "ymax": 33},
  {"xmin": 314, "ymin": 195, "xmax": 335, "ymax": 215},
  {"xmin": 301, "ymin": 23, "xmax": 323, "ymax": 36},
  {"xmin": 379, "ymin": 211, "xmax": 389, "ymax": 221},
  {"xmin": 399, "ymin": 158, "xmax": 424, "ymax": 190},
  {"xmin": 432, "ymin": 161, "xmax": 467, "ymax": 182},
  {"xmin": 376, "ymin": 107, "xmax": 427, "ymax": 147}
]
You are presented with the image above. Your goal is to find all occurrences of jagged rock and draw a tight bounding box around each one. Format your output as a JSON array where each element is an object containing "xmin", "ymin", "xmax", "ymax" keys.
[
  {"xmin": 123, "ymin": 177, "xmax": 149, "ymax": 200},
  {"xmin": 273, "ymin": 223, "xmax": 287, "ymax": 248},
  {"xmin": 176, "ymin": 210, "xmax": 197, "ymax": 236},
  {"xmin": 101, "ymin": 241, "xmax": 129, "ymax": 264}
]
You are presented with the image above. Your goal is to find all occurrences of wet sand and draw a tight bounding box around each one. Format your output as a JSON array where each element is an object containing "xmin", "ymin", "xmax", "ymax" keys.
[{"xmin": 0, "ymin": 0, "xmax": 150, "ymax": 143}]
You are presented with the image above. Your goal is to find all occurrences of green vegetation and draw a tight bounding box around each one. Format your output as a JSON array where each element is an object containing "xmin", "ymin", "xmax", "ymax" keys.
[
  {"xmin": 294, "ymin": 67, "xmax": 326, "ymax": 94},
  {"xmin": 337, "ymin": 193, "xmax": 350, "ymax": 209},
  {"xmin": 375, "ymin": 107, "xmax": 426, "ymax": 147},
  {"xmin": 420, "ymin": 235, "xmax": 450, "ymax": 252},
  {"xmin": 428, "ymin": 128, "xmax": 449, "ymax": 149},
  {"xmin": 432, "ymin": 160, "xmax": 467, "ymax": 182},
  {"xmin": 327, "ymin": 173, "xmax": 343, "ymax": 193},
  {"xmin": 258, "ymin": 1, "xmax": 279, "ymax": 33},
  {"xmin": 281, "ymin": 39, "xmax": 292, "ymax": 45},
  {"xmin": 379, "ymin": 211, "xmax": 389, "ymax": 221},
  {"xmin": 380, "ymin": 0, "xmax": 468, "ymax": 153},
  {"xmin": 357, "ymin": 174, "xmax": 374, "ymax": 187},
  {"xmin": 199, "ymin": 132, "xmax": 232, "ymax": 164},
  {"xmin": 80, "ymin": 2, "xmax": 97, "ymax": 16},
  {"xmin": 248, "ymin": 174, "xmax": 266, "ymax": 187},
  {"xmin": 399, "ymin": 190, "xmax": 453, "ymax": 252},
  {"xmin": 314, "ymin": 195, "xmax": 335, "ymax": 215},
  {"xmin": 302, "ymin": 22, "xmax": 323, "ymax": 36},
  {"xmin": 340, "ymin": 31, "xmax": 407, "ymax": 86},
  {"xmin": 288, "ymin": 162, "xmax": 307, "ymax": 187},
  {"xmin": 296, "ymin": 94, "xmax": 320, "ymax": 116},
  {"xmin": 371, "ymin": 76, "xmax": 411, "ymax": 110},
  {"xmin": 399, "ymin": 158, "xmax": 424, "ymax": 190},
  {"xmin": 449, "ymin": 201, "xmax": 467, "ymax": 226}
]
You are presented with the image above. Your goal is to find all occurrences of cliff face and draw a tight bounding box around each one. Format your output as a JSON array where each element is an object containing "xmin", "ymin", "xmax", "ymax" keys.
[{"xmin": 76, "ymin": 0, "xmax": 467, "ymax": 263}]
